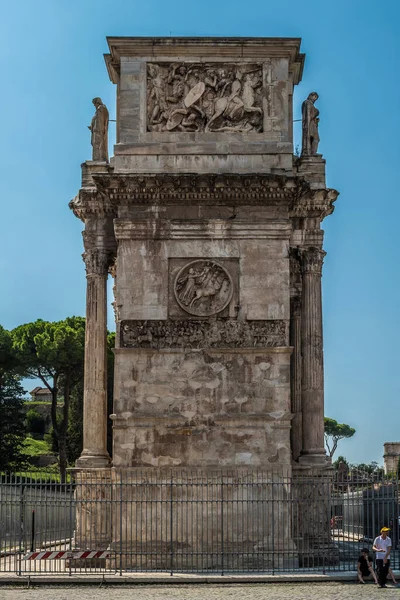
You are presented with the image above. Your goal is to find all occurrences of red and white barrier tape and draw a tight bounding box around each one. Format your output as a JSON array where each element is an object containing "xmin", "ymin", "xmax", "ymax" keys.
[{"xmin": 23, "ymin": 550, "xmax": 111, "ymax": 560}]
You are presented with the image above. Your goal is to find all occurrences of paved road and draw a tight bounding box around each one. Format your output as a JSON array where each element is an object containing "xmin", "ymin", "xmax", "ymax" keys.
[{"xmin": 0, "ymin": 583, "xmax": 400, "ymax": 600}]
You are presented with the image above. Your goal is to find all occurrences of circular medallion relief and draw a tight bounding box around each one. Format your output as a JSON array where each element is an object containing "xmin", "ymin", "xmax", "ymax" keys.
[{"xmin": 174, "ymin": 260, "xmax": 233, "ymax": 316}]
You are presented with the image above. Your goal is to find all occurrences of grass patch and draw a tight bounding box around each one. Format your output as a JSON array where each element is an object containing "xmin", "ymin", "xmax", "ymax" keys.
[
  {"xmin": 0, "ymin": 468, "xmax": 73, "ymax": 484},
  {"xmin": 22, "ymin": 436, "xmax": 51, "ymax": 457}
]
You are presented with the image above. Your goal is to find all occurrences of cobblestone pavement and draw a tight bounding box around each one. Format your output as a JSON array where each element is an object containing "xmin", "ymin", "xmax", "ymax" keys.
[{"xmin": 0, "ymin": 583, "xmax": 400, "ymax": 600}]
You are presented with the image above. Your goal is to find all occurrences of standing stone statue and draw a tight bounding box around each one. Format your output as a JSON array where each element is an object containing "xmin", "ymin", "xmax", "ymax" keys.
[
  {"xmin": 88, "ymin": 97, "xmax": 109, "ymax": 162},
  {"xmin": 301, "ymin": 92, "xmax": 320, "ymax": 156}
]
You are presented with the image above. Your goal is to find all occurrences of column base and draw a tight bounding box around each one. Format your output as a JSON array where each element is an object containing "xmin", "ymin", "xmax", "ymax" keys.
[
  {"xmin": 75, "ymin": 452, "xmax": 111, "ymax": 469},
  {"xmin": 298, "ymin": 451, "xmax": 329, "ymax": 468}
]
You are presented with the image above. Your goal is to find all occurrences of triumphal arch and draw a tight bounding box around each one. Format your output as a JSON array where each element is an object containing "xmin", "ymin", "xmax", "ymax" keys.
[{"xmin": 70, "ymin": 37, "xmax": 338, "ymax": 569}]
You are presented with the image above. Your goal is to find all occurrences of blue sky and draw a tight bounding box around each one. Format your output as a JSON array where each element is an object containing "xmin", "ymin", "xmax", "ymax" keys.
[{"xmin": 1, "ymin": 0, "xmax": 399, "ymax": 465}]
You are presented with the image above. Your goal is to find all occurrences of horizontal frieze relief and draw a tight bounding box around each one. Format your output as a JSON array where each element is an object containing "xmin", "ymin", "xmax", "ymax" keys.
[{"xmin": 120, "ymin": 319, "xmax": 288, "ymax": 349}]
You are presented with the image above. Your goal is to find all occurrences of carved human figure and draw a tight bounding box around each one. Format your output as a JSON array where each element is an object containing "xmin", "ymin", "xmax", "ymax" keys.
[
  {"xmin": 301, "ymin": 92, "xmax": 320, "ymax": 156},
  {"xmin": 242, "ymin": 72, "xmax": 262, "ymax": 115},
  {"xmin": 88, "ymin": 97, "xmax": 109, "ymax": 162},
  {"xmin": 179, "ymin": 268, "xmax": 197, "ymax": 304},
  {"xmin": 205, "ymin": 78, "xmax": 242, "ymax": 132},
  {"xmin": 148, "ymin": 64, "xmax": 168, "ymax": 125}
]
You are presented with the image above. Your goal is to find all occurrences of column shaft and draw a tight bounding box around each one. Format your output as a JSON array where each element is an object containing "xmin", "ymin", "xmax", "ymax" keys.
[
  {"xmin": 76, "ymin": 248, "xmax": 111, "ymax": 468},
  {"xmin": 290, "ymin": 297, "xmax": 302, "ymax": 461},
  {"xmin": 299, "ymin": 247, "xmax": 327, "ymax": 465}
]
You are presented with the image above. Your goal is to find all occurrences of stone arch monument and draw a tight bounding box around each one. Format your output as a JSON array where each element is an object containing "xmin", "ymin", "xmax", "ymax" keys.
[{"xmin": 70, "ymin": 36, "xmax": 338, "ymax": 569}]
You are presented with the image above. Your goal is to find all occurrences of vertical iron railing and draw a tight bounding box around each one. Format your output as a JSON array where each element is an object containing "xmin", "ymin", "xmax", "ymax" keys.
[{"xmin": 0, "ymin": 468, "xmax": 399, "ymax": 575}]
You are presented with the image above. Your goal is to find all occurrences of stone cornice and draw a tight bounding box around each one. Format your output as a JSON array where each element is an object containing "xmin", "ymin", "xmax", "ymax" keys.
[
  {"xmin": 70, "ymin": 173, "xmax": 338, "ymax": 222},
  {"xmin": 69, "ymin": 189, "xmax": 116, "ymax": 222},
  {"xmin": 105, "ymin": 36, "xmax": 304, "ymax": 84},
  {"xmin": 92, "ymin": 173, "xmax": 298, "ymax": 206},
  {"xmin": 290, "ymin": 188, "xmax": 339, "ymax": 220}
]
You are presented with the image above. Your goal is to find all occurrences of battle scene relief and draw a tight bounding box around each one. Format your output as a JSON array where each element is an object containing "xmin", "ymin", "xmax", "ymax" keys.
[{"xmin": 147, "ymin": 63, "xmax": 263, "ymax": 133}]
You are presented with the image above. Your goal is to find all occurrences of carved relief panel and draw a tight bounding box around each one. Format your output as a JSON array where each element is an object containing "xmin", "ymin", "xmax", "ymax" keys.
[
  {"xmin": 168, "ymin": 258, "xmax": 239, "ymax": 319},
  {"xmin": 147, "ymin": 63, "xmax": 263, "ymax": 133}
]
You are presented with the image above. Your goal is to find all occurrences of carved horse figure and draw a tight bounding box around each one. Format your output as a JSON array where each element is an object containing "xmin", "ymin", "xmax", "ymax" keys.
[{"xmin": 189, "ymin": 268, "xmax": 227, "ymax": 308}]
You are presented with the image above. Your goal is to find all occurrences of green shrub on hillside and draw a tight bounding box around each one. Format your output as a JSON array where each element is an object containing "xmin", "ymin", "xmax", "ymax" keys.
[{"xmin": 26, "ymin": 408, "xmax": 46, "ymax": 437}]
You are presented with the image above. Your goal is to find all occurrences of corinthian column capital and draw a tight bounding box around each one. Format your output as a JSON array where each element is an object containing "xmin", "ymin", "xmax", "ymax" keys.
[
  {"xmin": 300, "ymin": 247, "xmax": 326, "ymax": 276},
  {"xmin": 83, "ymin": 248, "xmax": 110, "ymax": 276}
]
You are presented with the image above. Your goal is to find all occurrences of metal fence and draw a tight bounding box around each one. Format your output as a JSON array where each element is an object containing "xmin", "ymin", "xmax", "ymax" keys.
[{"xmin": 0, "ymin": 469, "xmax": 398, "ymax": 575}]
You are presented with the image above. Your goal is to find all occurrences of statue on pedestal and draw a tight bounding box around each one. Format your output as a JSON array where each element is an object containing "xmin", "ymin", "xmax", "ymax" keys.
[
  {"xmin": 88, "ymin": 97, "xmax": 109, "ymax": 162},
  {"xmin": 301, "ymin": 92, "xmax": 320, "ymax": 156}
]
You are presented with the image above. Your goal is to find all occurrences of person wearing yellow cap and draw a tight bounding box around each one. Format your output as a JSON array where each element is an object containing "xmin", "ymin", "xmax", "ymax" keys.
[{"xmin": 373, "ymin": 527, "xmax": 392, "ymax": 588}]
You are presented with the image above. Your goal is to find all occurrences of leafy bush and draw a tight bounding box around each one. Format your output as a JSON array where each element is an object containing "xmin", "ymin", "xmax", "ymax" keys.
[{"xmin": 26, "ymin": 408, "xmax": 46, "ymax": 436}]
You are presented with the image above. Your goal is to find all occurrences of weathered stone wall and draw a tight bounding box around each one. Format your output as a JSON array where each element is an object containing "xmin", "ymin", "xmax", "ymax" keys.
[
  {"xmin": 112, "ymin": 348, "xmax": 291, "ymax": 468},
  {"xmin": 114, "ymin": 237, "xmax": 290, "ymax": 323},
  {"xmin": 111, "ymin": 218, "xmax": 292, "ymax": 469}
]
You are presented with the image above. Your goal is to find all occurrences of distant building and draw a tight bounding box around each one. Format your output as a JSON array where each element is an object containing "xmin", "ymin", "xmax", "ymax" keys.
[
  {"xmin": 30, "ymin": 386, "xmax": 52, "ymax": 402},
  {"xmin": 383, "ymin": 442, "xmax": 400, "ymax": 474}
]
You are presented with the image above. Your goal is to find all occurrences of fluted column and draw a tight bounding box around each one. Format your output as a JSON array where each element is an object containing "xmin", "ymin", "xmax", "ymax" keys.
[
  {"xmin": 298, "ymin": 247, "xmax": 327, "ymax": 466},
  {"xmin": 76, "ymin": 247, "xmax": 111, "ymax": 468},
  {"xmin": 290, "ymin": 296, "xmax": 302, "ymax": 461}
]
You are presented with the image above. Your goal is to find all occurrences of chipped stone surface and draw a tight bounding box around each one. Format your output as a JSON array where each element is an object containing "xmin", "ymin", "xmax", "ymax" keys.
[{"xmin": 112, "ymin": 348, "xmax": 292, "ymax": 468}]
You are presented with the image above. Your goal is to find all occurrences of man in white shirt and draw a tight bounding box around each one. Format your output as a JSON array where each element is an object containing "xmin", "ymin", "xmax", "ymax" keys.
[{"xmin": 373, "ymin": 526, "xmax": 392, "ymax": 588}]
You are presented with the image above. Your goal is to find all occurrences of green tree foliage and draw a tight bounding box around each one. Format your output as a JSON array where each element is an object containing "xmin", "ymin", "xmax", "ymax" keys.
[
  {"xmin": 0, "ymin": 374, "xmax": 27, "ymax": 471},
  {"xmin": 0, "ymin": 325, "xmax": 17, "ymax": 384},
  {"xmin": 324, "ymin": 417, "xmax": 356, "ymax": 458},
  {"xmin": 26, "ymin": 408, "xmax": 46, "ymax": 437},
  {"xmin": 351, "ymin": 461, "xmax": 384, "ymax": 476},
  {"xmin": 66, "ymin": 378, "xmax": 83, "ymax": 464},
  {"xmin": 12, "ymin": 317, "xmax": 85, "ymax": 482}
]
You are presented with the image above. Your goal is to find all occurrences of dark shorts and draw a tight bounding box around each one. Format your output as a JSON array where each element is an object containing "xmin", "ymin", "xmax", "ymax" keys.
[{"xmin": 361, "ymin": 569, "xmax": 370, "ymax": 578}]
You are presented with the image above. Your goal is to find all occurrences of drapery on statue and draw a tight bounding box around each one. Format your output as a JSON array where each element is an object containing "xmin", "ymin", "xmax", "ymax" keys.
[
  {"xmin": 301, "ymin": 92, "xmax": 320, "ymax": 156},
  {"xmin": 88, "ymin": 97, "xmax": 109, "ymax": 162}
]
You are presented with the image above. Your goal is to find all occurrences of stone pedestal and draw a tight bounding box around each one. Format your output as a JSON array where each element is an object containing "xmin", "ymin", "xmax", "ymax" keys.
[
  {"xmin": 110, "ymin": 468, "xmax": 298, "ymax": 572},
  {"xmin": 81, "ymin": 161, "xmax": 109, "ymax": 188},
  {"xmin": 73, "ymin": 469, "xmax": 112, "ymax": 548},
  {"xmin": 296, "ymin": 155, "xmax": 326, "ymax": 188},
  {"xmin": 292, "ymin": 466, "xmax": 339, "ymax": 567}
]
